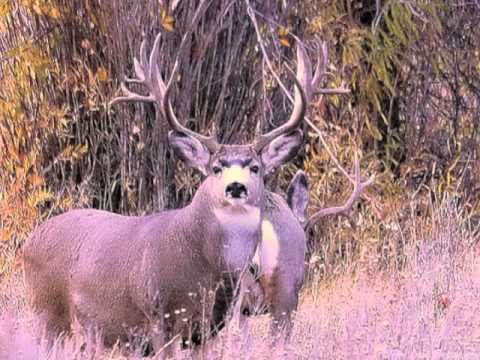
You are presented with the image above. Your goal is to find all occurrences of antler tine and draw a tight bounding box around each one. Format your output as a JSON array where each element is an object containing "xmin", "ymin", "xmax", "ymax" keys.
[
  {"xmin": 146, "ymin": 33, "xmax": 168, "ymax": 109},
  {"xmin": 149, "ymin": 33, "xmax": 163, "ymax": 88},
  {"xmin": 110, "ymin": 0, "xmax": 219, "ymax": 153},
  {"xmin": 109, "ymin": 83, "xmax": 155, "ymax": 106},
  {"xmin": 305, "ymin": 153, "xmax": 375, "ymax": 231},
  {"xmin": 129, "ymin": 39, "xmax": 149, "ymax": 84},
  {"xmin": 109, "ymin": 37, "xmax": 157, "ymax": 107},
  {"xmin": 254, "ymin": 42, "xmax": 311, "ymax": 152},
  {"xmin": 158, "ymin": 29, "xmax": 218, "ymax": 151},
  {"xmin": 140, "ymin": 38, "xmax": 148, "ymax": 69},
  {"xmin": 159, "ymin": 0, "xmax": 219, "ymax": 153},
  {"xmin": 312, "ymin": 40, "xmax": 350, "ymax": 96}
]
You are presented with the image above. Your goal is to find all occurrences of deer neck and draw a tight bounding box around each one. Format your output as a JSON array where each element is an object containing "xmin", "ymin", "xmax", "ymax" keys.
[{"xmin": 189, "ymin": 182, "xmax": 262, "ymax": 274}]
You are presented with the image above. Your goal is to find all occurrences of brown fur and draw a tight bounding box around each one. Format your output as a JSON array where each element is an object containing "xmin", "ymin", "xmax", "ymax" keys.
[
  {"xmin": 240, "ymin": 172, "xmax": 308, "ymax": 338},
  {"xmin": 263, "ymin": 193, "xmax": 305, "ymax": 335},
  {"xmin": 23, "ymin": 136, "xmax": 304, "ymax": 352},
  {"xmin": 23, "ymin": 146, "xmax": 266, "ymax": 352}
]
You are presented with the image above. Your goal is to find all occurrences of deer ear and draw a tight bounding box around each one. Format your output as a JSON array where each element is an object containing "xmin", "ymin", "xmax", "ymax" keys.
[
  {"xmin": 168, "ymin": 131, "xmax": 210, "ymax": 175},
  {"xmin": 287, "ymin": 170, "xmax": 309, "ymax": 224},
  {"xmin": 260, "ymin": 129, "xmax": 303, "ymax": 175}
]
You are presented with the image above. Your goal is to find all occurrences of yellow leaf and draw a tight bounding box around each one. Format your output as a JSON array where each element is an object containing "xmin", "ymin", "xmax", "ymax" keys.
[
  {"xmin": 30, "ymin": 173, "xmax": 44, "ymax": 187},
  {"xmin": 162, "ymin": 22, "xmax": 174, "ymax": 32},
  {"xmin": 72, "ymin": 144, "xmax": 88, "ymax": 159},
  {"xmin": 279, "ymin": 36, "xmax": 291, "ymax": 47},
  {"xmin": 0, "ymin": 228, "xmax": 13, "ymax": 242},
  {"xmin": 32, "ymin": 4, "xmax": 42, "ymax": 15},
  {"xmin": 96, "ymin": 67, "xmax": 109, "ymax": 82},
  {"xmin": 163, "ymin": 14, "xmax": 175, "ymax": 24},
  {"xmin": 78, "ymin": 143, "xmax": 89, "ymax": 154},
  {"xmin": 49, "ymin": 7, "xmax": 61, "ymax": 20},
  {"xmin": 0, "ymin": 1, "xmax": 11, "ymax": 17},
  {"xmin": 161, "ymin": 15, "xmax": 175, "ymax": 32},
  {"xmin": 278, "ymin": 26, "xmax": 289, "ymax": 37},
  {"xmin": 60, "ymin": 145, "xmax": 73, "ymax": 159},
  {"xmin": 28, "ymin": 190, "xmax": 53, "ymax": 208}
]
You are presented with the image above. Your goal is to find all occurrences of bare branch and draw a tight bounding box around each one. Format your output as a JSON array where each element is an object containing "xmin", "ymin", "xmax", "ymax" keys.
[
  {"xmin": 315, "ymin": 88, "xmax": 351, "ymax": 95},
  {"xmin": 245, "ymin": 0, "xmax": 309, "ymax": 151},
  {"xmin": 306, "ymin": 118, "xmax": 353, "ymax": 182}
]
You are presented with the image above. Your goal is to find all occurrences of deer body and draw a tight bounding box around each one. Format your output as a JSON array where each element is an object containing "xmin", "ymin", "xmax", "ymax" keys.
[
  {"xmin": 240, "ymin": 172, "xmax": 308, "ymax": 336},
  {"xmin": 23, "ymin": 171, "xmax": 263, "ymax": 347},
  {"xmin": 260, "ymin": 192, "xmax": 306, "ymax": 319},
  {"xmin": 241, "ymin": 159, "xmax": 374, "ymax": 337},
  {"xmin": 24, "ymin": 12, "xmax": 316, "ymax": 349}
]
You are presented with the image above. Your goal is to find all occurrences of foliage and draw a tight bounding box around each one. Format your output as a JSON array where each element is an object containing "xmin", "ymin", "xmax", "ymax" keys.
[
  {"xmin": 0, "ymin": 2, "xmax": 75, "ymax": 273},
  {"xmin": 1, "ymin": 196, "xmax": 479, "ymax": 358},
  {"xmin": 301, "ymin": 0, "xmax": 479, "ymax": 278},
  {"xmin": 0, "ymin": 0, "xmax": 479, "ymax": 279}
]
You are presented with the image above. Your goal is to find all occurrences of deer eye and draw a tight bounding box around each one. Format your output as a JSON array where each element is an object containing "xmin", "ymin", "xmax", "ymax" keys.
[
  {"xmin": 250, "ymin": 165, "xmax": 259, "ymax": 174},
  {"xmin": 212, "ymin": 166, "xmax": 222, "ymax": 175}
]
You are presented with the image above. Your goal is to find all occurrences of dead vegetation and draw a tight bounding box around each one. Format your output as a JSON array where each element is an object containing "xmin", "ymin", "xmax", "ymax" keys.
[
  {"xmin": 1, "ymin": 197, "xmax": 479, "ymax": 359},
  {"xmin": 1, "ymin": 0, "xmax": 479, "ymax": 358}
]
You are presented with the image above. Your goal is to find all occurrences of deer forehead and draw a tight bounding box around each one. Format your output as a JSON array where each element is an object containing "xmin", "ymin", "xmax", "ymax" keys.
[
  {"xmin": 213, "ymin": 145, "xmax": 259, "ymax": 163},
  {"xmin": 222, "ymin": 165, "xmax": 251, "ymax": 184}
]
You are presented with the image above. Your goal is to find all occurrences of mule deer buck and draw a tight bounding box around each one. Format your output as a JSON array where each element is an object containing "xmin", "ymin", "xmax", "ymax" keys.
[
  {"xmin": 241, "ymin": 157, "xmax": 374, "ymax": 325},
  {"xmin": 22, "ymin": 23, "xmax": 314, "ymax": 352},
  {"xmin": 238, "ymin": 170, "xmax": 308, "ymax": 334},
  {"xmin": 237, "ymin": 33, "xmax": 374, "ymax": 337}
]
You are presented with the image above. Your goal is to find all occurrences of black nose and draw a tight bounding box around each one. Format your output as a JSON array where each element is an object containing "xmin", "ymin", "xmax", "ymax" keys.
[{"xmin": 225, "ymin": 182, "xmax": 248, "ymax": 199}]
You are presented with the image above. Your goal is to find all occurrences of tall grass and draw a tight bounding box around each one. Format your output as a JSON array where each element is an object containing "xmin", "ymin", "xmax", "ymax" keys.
[{"xmin": 0, "ymin": 197, "xmax": 478, "ymax": 359}]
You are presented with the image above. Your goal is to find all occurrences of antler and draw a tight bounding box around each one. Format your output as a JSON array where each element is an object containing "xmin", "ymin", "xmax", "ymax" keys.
[
  {"xmin": 247, "ymin": 9, "xmax": 349, "ymax": 150},
  {"xmin": 110, "ymin": 0, "xmax": 218, "ymax": 153},
  {"xmin": 305, "ymin": 153, "xmax": 375, "ymax": 231},
  {"xmin": 109, "ymin": 35, "xmax": 163, "ymax": 108},
  {"xmin": 253, "ymin": 43, "xmax": 310, "ymax": 151}
]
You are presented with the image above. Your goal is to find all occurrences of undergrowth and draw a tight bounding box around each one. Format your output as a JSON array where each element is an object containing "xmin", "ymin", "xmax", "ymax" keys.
[{"xmin": 1, "ymin": 197, "xmax": 478, "ymax": 359}]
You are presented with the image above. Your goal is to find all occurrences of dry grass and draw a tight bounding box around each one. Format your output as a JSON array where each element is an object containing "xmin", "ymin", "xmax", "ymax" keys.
[{"xmin": 0, "ymin": 199, "xmax": 479, "ymax": 359}]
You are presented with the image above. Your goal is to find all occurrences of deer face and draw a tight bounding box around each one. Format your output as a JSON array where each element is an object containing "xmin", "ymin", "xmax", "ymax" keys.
[
  {"xmin": 207, "ymin": 145, "xmax": 264, "ymax": 209},
  {"xmin": 111, "ymin": 33, "xmax": 311, "ymax": 211},
  {"xmin": 168, "ymin": 130, "xmax": 303, "ymax": 211}
]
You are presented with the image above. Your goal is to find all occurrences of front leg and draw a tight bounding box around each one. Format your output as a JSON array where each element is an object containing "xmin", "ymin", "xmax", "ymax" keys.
[{"xmin": 260, "ymin": 272, "xmax": 297, "ymax": 343}]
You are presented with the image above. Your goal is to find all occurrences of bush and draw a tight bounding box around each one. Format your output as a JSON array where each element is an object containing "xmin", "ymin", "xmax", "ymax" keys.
[{"xmin": 0, "ymin": 0, "xmax": 479, "ymax": 279}]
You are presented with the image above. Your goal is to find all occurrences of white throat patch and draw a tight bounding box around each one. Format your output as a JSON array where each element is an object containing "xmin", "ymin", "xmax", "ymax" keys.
[
  {"xmin": 214, "ymin": 205, "xmax": 261, "ymax": 271},
  {"xmin": 213, "ymin": 205, "xmax": 260, "ymax": 228}
]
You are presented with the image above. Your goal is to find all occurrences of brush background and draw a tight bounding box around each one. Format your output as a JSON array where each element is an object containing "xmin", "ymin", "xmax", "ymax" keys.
[{"xmin": 0, "ymin": 1, "xmax": 479, "ymax": 358}]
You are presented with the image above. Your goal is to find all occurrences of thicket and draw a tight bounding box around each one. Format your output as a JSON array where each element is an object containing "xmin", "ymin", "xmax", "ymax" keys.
[{"xmin": 0, "ymin": 0, "xmax": 478, "ymax": 278}]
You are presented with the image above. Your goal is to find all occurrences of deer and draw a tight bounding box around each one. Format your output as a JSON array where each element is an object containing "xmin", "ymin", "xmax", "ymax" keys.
[
  {"xmin": 235, "ymin": 28, "xmax": 375, "ymax": 338},
  {"xmin": 237, "ymin": 170, "xmax": 308, "ymax": 335},
  {"xmin": 22, "ymin": 25, "xmax": 314, "ymax": 354},
  {"xmin": 240, "ymin": 158, "xmax": 374, "ymax": 336}
]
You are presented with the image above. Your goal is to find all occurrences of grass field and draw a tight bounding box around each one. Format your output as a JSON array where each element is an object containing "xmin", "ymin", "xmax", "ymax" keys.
[{"xmin": 1, "ymin": 200, "xmax": 478, "ymax": 359}]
